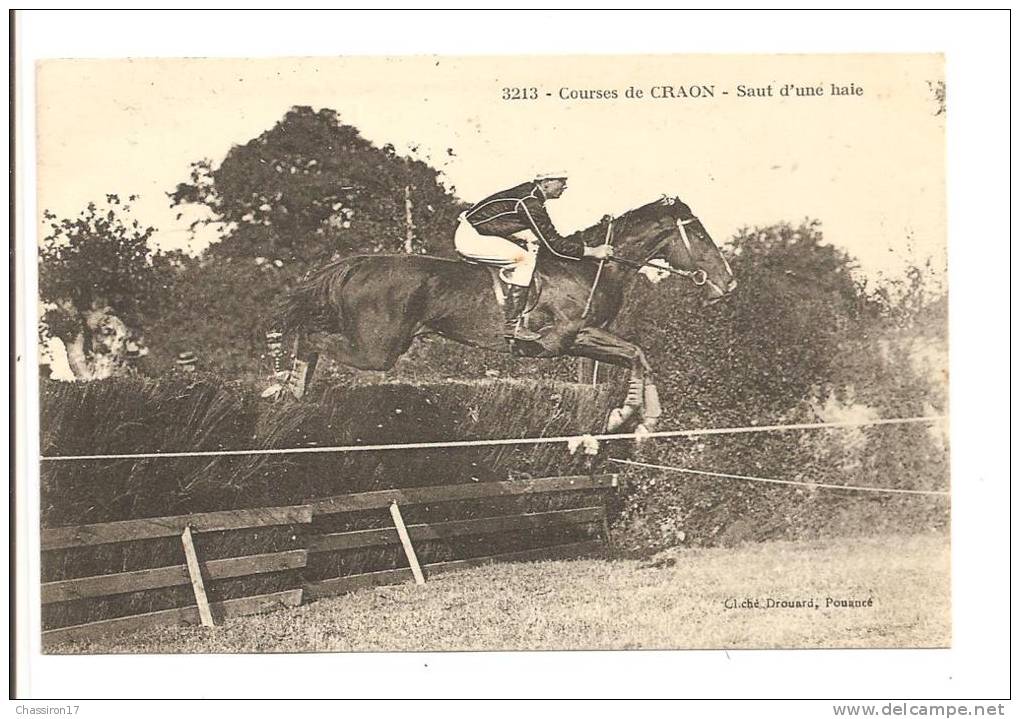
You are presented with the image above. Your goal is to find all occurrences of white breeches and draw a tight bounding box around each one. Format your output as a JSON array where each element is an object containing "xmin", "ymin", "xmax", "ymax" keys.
[{"xmin": 454, "ymin": 213, "xmax": 538, "ymax": 287}]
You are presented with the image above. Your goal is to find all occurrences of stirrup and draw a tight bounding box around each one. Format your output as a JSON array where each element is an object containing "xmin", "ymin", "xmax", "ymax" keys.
[{"xmin": 505, "ymin": 324, "xmax": 542, "ymax": 342}]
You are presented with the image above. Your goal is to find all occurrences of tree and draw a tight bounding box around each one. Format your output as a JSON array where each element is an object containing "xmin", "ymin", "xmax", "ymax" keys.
[
  {"xmin": 608, "ymin": 221, "xmax": 949, "ymax": 550},
  {"xmin": 169, "ymin": 106, "xmax": 464, "ymax": 265},
  {"xmin": 39, "ymin": 196, "xmax": 184, "ymax": 379},
  {"xmin": 151, "ymin": 106, "xmax": 466, "ymax": 377},
  {"xmin": 610, "ymin": 219, "xmax": 879, "ymax": 426}
]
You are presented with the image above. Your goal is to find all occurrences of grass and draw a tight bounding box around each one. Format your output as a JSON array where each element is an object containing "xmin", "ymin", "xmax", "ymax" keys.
[{"xmin": 53, "ymin": 532, "xmax": 949, "ymax": 653}]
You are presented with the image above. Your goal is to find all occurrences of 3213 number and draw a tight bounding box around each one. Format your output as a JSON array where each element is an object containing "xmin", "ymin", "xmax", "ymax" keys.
[{"xmin": 502, "ymin": 87, "xmax": 539, "ymax": 100}]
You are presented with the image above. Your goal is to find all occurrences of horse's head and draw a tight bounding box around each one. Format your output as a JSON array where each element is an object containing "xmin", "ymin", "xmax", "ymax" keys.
[{"xmin": 647, "ymin": 196, "xmax": 736, "ymax": 304}]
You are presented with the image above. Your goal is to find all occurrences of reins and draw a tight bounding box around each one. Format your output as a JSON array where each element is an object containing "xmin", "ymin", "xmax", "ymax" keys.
[
  {"xmin": 604, "ymin": 254, "xmax": 708, "ymax": 285},
  {"xmin": 602, "ymin": 216, "xmax": 709, "ymax": 286}
]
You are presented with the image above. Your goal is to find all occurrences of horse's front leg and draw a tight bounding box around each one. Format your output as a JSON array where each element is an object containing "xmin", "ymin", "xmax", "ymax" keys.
[{"xmin": 568, "ymin": 327, "xmax": 663, "ymax": 432}]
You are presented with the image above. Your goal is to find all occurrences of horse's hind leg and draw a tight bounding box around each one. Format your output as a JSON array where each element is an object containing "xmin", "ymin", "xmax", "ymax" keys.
[
  {"xmin": 305, "ymin": 332, "xmax": 401, "ymax": 372},
  {"xmin": 305, "ymin": 312, "xmax": 420, "ymax": 373}
]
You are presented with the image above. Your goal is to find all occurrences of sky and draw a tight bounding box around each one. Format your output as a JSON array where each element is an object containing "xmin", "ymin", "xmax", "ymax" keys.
[{"xmin": 36, "ymin": 54, "xmax": 946, "ymax": 281}]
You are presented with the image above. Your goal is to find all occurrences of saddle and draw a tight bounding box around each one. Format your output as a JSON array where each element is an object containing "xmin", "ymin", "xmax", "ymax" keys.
[
  {"xmin": 456, "ymin": 253, "xmax": 545, "ymax": 356},
  {"xmin": 455, "ymin": 253, "xmax": 544, "ymax": 316}
]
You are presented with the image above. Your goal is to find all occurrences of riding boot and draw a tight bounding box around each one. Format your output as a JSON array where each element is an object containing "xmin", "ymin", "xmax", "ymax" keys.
[{"xmin": 504, "ymin": 285, "xmax": 542, "ymax": 342}]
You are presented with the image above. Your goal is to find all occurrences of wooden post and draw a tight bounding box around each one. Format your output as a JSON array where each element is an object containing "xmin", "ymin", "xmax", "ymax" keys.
[
  {"xmin": 576, "ymin": 358, "xmax": 600, "ymax": 386},
  {"xmin": 403, "ymin": 184, "xmax": 415, "ymax": 253},
  {"xmin": 599, "ymin": 507, "xmax": 614, "ymax": 551},
  {"xmin": 576, "ymin": 358, "xmax": 594, "ymax": 385},
  {"xmin": 181, "ymin": 525, "xmax": 215, "ymax": 627},
  {"xmin": 389, "ymin": 502, "xmax": 425, "ymax": 585}
]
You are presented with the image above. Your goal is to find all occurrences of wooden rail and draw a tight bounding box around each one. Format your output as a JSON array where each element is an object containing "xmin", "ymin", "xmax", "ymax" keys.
[
  {"xmin": 42, "ymin": 550, "xmax": 307, "ymax": 604},
  {"xmin": 42, "ymin": 505, "xmax": 314, "ymax": 647},
  {"xmin": 309, "ymin": 507, "xmax": 604, "ymax": 553},
  {"xmin": 41, "ymin": 473, "xmax": 618, "ymax": 649},
  {"xmin": 310, "ymin": 474, "xmax": 617, "ymax": 515},
  {"xmin": 42, "ymin": 505, "xmax": 313, "ymax": 550}
]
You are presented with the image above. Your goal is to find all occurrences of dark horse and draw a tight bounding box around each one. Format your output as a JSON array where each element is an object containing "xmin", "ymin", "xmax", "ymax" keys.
[{"xmin": 274, "ymin": 196, "xmax": 736, "ymax": 431}]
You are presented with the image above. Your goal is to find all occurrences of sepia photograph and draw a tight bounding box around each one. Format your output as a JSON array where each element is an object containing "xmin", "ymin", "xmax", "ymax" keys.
[
  {"xmin": 34, "ymin": 51, "xmax": 950, "ymax": 654},
  {"xmin": 11, "ymin": 8, "xmax": 1011, "ymax": 706}
]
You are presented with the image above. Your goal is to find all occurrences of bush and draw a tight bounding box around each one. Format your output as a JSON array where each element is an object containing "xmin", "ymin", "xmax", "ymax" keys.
[
  {"xmin": 41, "ymin": 374, "xmax": 258, "ymax": 525},
  {"xmin": 614, "ymin": 404, "xmax": 949, "ymax": 553},
  {"xmin": 605, "ymin": 222, "xmax": 949, "ymax": 551},
  {"xmin": 41, "ymin": 375, "xmax": 616, "ymax": 525},
  {"xmin": 40, "ymin": 374, "xmax": 617, "ymax": 631}
]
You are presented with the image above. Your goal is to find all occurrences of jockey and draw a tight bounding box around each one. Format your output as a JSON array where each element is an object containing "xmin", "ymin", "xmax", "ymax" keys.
[{"xmin": 454, "ymin": 172, "xmax": 613, "ymax": 343}]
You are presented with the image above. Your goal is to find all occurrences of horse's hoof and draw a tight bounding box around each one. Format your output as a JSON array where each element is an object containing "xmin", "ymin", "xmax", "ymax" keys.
[
  {"xmin": 634, "ymin": 424, "xmax": 651, "ymax": 442},
  {"xmin": 260, "ymin": 383, "xmax": 285, "ymax": 399},
  {"xmin": 608, "ymin": 406, "xmax": 636, "ymax": 432}
]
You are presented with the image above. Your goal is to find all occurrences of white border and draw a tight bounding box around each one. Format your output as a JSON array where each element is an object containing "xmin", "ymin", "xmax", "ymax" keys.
[{"xmin": 12, "ymin": 9, "xmax": 1013, "ymax": 704}]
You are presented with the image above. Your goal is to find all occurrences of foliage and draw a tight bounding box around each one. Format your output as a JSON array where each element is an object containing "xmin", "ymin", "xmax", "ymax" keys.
[
  {"xmin": 605, "ymin": 221, "xmax": 949, "ymax": 551},
  {"xmin": 40, "ymin": 375, "xmax": 613, "ymax": 526},
  {"xmin": 169, "ymin": 106, "xmax": 464, "ymax": 264},
  {"xmin": 605, "ymin": 220, "xmax": 870, "ymax": 427},
  {"xmin": 38, "ymin": 196, "xmax": 185, "ymax": 339},
  {"xmin": 152, "ymin": 106, "xmax": 466, "ymax": 374},
  {"xmin": 143, "ymin": 253, "xmax": 291, "ymax": 379}
]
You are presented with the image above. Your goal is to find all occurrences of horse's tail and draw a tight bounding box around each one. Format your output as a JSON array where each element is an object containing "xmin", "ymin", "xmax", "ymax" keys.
[{"xmin": 269, "ymin": 257, "xmax": 367, "ymax": 337}]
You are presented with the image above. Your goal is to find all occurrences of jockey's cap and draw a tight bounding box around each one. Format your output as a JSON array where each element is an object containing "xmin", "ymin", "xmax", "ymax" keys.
[{"xmin": 535, "ymin": 171, "xmax": 568, "ymax": 182}]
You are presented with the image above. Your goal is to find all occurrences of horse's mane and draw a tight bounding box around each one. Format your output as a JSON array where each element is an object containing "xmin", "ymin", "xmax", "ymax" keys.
[{"xmin": 553, "ymin": 196, "xmax": 680, "ymax": 257}]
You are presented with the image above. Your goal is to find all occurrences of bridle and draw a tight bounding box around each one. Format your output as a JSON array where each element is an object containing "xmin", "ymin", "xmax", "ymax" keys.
[{"xmin": 603, "ymin": 215, "xmax": 708, "ymax": 286}]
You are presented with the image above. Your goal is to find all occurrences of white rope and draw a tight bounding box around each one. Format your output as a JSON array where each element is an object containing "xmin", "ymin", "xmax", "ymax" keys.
[
  {"xmin": 608, "ymin": 458, "xmax": 950, "ymax": 497},
  {"xmin": 40, "ymin": 415, "xmax": 946, "ymax": 463}
]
